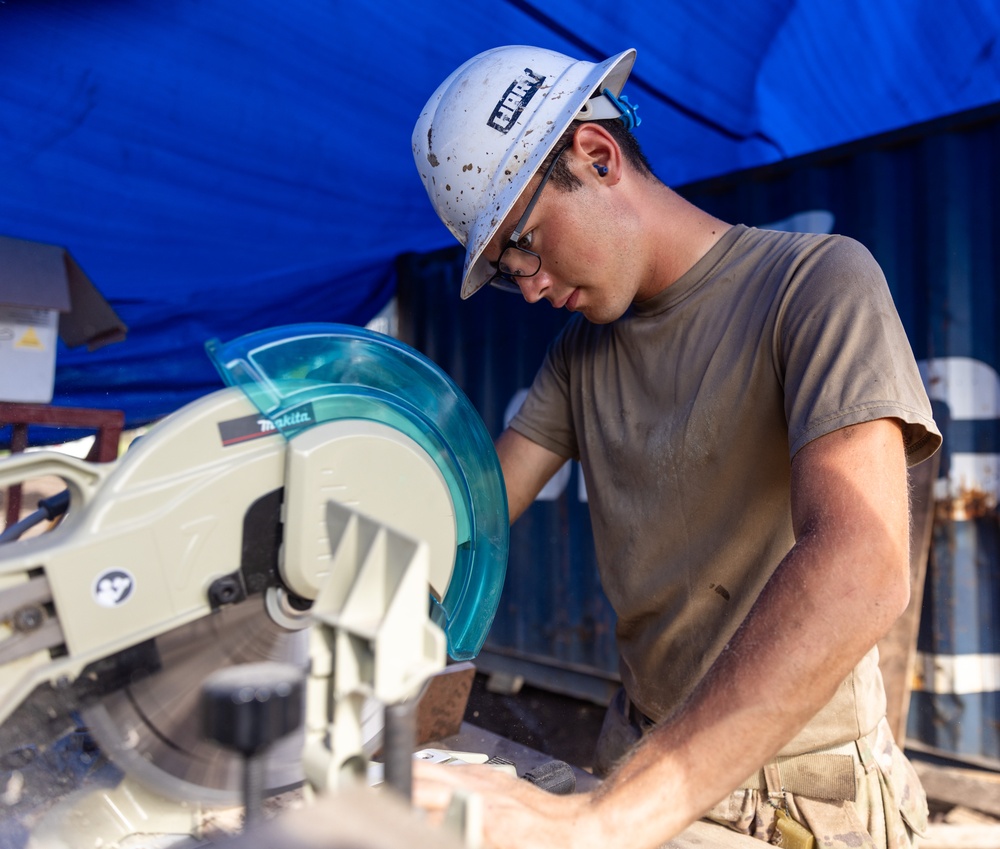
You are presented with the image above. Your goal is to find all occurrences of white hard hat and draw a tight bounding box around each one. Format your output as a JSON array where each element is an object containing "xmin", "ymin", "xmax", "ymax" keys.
[{"xmin": 412, "ymin": 45, "xmax": 637, "ymax": 299}]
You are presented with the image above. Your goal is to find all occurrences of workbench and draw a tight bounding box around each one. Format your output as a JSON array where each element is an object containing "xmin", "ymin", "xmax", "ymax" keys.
[{"xmin": 431, "ymin": 721, "xmax": 763, "ymax": 849}]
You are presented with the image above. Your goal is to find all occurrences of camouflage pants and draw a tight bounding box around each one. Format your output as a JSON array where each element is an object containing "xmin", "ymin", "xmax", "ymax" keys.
[{"xmin": 593, "ymin": 689, "xmax": 928, "ymax": 849}]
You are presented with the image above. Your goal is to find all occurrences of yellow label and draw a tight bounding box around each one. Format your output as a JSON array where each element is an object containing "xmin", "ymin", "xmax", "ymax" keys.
[{"xmin": 15, "ymin": 328, "xmax": 44, "ymax": 350}]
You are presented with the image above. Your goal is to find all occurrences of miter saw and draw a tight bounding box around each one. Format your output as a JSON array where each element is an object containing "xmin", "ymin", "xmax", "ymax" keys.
[{"xmin": 0, "ymin": 324, "xmax": 509, "ymax": 847}]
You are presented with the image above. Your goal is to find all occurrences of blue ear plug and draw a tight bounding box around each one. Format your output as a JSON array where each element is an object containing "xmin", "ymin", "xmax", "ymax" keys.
[{"xmin": 593, "ymin": 163, "xmax": 609, "ymax": 177}]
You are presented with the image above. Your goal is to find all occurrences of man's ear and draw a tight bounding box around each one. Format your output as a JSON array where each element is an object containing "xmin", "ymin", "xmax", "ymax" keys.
[{"xmin": 572, "ymin": 122, "xmax": 622, "ymax": 184}]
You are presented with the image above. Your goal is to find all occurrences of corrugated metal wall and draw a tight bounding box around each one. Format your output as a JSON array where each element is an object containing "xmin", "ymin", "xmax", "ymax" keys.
[
  {"xmin": 397, "ymin": 101, "xmax": 1000, "ymax": 759},
  {"xmin": 396, "ymin": 250, "xmax": 620, "ymax": 703}
]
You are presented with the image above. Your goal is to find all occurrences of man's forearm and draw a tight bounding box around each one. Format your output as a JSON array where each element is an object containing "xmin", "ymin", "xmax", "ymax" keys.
[
  {"xmin": 587, "ymin": 545, "xmax": 905, "ymax": 846},
  {"xmin": 583, "ymin": 420, "xmax": 912, "ymax": 848}
]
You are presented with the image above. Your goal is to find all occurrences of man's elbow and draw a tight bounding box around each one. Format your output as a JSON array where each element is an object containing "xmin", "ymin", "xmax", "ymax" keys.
[{"xmin": 872, "ymin": 546, "xmax": 912, "ymax": 637}]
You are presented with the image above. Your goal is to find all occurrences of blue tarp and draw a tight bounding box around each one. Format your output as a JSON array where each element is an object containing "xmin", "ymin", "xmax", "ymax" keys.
[{"xmin": 2, "ymin": 0, "xmax": 999, "ymax": 427}]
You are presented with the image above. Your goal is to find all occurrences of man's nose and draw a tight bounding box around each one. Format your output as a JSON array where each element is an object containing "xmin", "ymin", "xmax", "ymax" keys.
[{"xmin": 519, "ymin": 271, "xmax": 551, "ymax": 304}]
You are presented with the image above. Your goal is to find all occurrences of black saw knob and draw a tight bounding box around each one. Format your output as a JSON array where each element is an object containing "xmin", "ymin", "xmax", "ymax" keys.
[
  {"xmin": 201, "ymin": 661, "xmax": 305, "ymax": 829},
  {"xmin": 202, "ymin": 661, "xmax": 304, "ymax": 753}
]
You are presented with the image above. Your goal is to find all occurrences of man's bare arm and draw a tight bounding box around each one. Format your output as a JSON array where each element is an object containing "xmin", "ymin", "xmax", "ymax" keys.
[
  {"xmin": 494, "ymin": 428, "xmax": 568, "ymax": 523},
  {"xmin": 586, "ymin": 416, "xmax": 913, "ymax": 846},
  {"xmin": 415, "ymin": 417, "xmax": 913, "ymax": 849}
]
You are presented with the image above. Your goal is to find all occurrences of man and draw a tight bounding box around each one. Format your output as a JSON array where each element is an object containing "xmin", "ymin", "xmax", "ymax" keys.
[{"xmin": 410, "ymin": 45, "xmax": 941, "ymax": 849}]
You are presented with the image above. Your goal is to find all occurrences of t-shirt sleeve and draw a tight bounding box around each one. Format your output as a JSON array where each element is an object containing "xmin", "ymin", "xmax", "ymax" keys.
[
  {"xmin": 508, "ymin": 323, "xmax": 580, "ymax": 460},
  {"xmin": 776, "ymin": 235, "xmax": 941, "ymax": 464}
]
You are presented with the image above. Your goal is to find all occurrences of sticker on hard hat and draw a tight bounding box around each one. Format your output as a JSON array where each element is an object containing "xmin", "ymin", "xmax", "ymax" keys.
[
  {"xmin": 488, "ymin": 68, "xmax": 546, "ymax": 134},
  {"xmin": 93, "ymin": 569, "xmax": 135, "ymax": 607}
]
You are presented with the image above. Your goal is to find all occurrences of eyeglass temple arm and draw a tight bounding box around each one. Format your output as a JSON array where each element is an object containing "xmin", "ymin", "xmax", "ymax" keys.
[{"xmin": 509, "ymin": 144, "xmax": 572, "ymax": 243}]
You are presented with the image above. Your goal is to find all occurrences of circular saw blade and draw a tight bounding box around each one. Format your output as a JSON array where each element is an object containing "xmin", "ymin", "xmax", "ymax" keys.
[{"xmin": 80, "ymin": 594, "xmax": 309, "ymax": 807}]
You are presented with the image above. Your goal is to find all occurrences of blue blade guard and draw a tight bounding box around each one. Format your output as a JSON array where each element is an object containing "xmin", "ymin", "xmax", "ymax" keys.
[{"xmin": 205, "ymin": 323, "xmax": 509, "ymax": 661}]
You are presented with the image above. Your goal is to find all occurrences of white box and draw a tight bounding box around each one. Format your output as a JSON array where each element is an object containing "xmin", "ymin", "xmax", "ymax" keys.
[
  {"xmin": 0, "ymin": 306, "xmax": 60, "ymax": 403},
  {"xmin": 0, "ymin": 235, "xmax": 126, "ymax": 407}
]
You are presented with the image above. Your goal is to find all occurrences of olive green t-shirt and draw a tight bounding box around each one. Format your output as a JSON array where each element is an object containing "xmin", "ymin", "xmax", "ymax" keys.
[{"xmin": 509, "ymin": 224, "xmax": 941, "ymax": 754}]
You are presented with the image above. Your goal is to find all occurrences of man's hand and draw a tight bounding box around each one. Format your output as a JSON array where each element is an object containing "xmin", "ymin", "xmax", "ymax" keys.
[{"xmin": 412, "ymin": 760, "xmax": 601, "ymax": 849}]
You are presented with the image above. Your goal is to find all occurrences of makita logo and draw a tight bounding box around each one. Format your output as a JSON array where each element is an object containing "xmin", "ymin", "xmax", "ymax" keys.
[
  {"xmin": 217, "ymin": 404, "xmax": 316, "ymax": 447},
  {"xmin": 488, "ymin": 68, "xmax": 546, "ymax": 134},
  {"xmin": 269, "ymin": 409, "xmax": 314, "ymax": 430}
]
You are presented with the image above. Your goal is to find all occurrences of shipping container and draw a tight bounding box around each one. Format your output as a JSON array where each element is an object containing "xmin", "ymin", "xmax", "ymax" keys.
[{"xmin": 397, "ymin": 101, "xmax": 1000, "ymax": 765}]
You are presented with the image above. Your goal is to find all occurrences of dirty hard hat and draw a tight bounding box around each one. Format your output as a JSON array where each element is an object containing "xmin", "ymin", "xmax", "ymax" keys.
[{"xmin": 412, "ymin": 45, "xmax": 637, "ymax": 299}]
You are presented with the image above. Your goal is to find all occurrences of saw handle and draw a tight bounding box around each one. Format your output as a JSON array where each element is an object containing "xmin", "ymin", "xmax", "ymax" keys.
[
  {"xmin": 0, "ymin": 451, "xmax": 115, "ymax": 542},
  {"xmin": 0, "ymin": 451, "xmax": 109, "ymax": 516},
  {"xmin": 0, "ymin": 490, "xmax": 71, "ymax": 543}
]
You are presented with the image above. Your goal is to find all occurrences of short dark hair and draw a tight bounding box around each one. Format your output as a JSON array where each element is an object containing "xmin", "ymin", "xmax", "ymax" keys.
[{"xmin": 542, "ymin": 118, "xmax": 655, "ymax": 191}]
